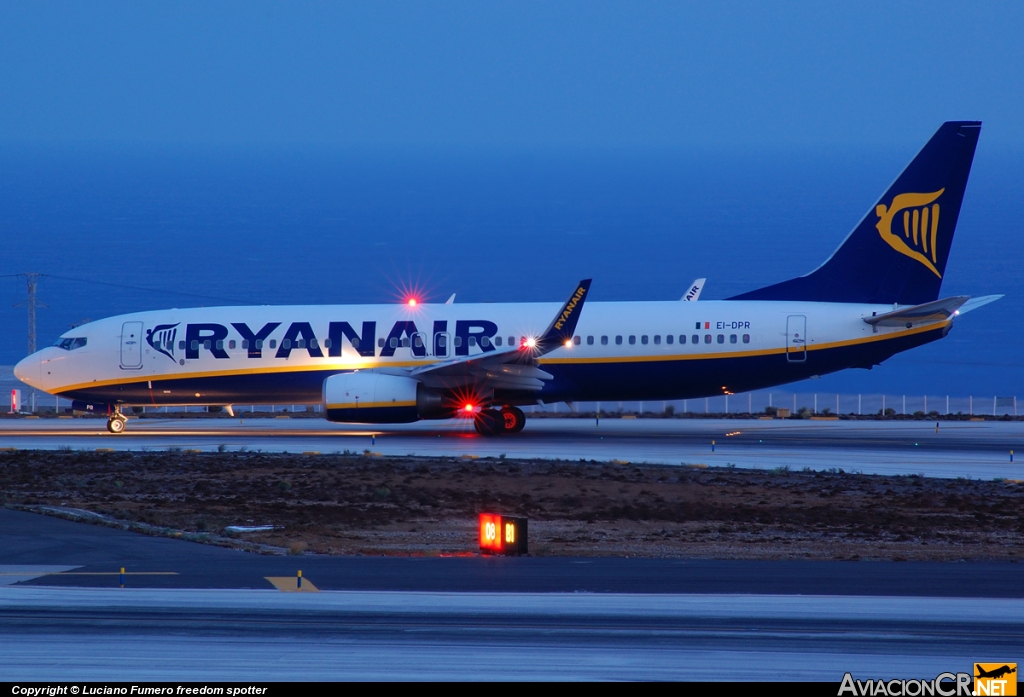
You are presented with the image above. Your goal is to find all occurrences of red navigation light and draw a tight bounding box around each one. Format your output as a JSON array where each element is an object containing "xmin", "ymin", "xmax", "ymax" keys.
[
  {"xmin": 463, "ymin": 403, "xmax": 475, "ymax": 413},
  {"xmin": 522, "ymin": 337, "xmax": 537, "ymax": 349}
]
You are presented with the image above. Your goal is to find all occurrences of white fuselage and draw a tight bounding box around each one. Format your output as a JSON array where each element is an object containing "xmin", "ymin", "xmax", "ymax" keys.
[{"xmin": 15, "ymin": 299, "xmax": 949, "ymax": 411}]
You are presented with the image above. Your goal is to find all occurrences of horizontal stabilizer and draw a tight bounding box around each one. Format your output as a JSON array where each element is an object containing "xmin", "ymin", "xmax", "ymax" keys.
[
  {"xmin": 956, "ymin": 294, "xmax": 1003, "ymax": 316},
  {"xmin": 864, "ymin": 296, "xmax": 970, "ymax": 327}
]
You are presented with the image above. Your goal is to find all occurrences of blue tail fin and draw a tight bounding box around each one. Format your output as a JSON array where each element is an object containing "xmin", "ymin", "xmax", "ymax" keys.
[{"xmin": 730, "ymin": 121, "xmax": 981, "ymax": 305}]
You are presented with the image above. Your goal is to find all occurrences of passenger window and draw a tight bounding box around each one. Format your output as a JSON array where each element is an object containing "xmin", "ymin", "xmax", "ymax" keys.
[
  {"xmin": 202, "ymin": 340, "xmax": 211, "ymax": 350},
  {"xmin": 469, "ymin": 337, "xmax": 477, "ymax": 347},
  {"xmin": 730, "ymin": 334, "xmax": 737, "ymax": 344},
  {"xmin": 269, "ymin": 339, "xmax": 277, "ymax": 349},
  {"xmin": 438, "ymin": 335, "xmax": 447, "ymax": 347},
  {"xmin": 704, "ymin": 335, "xmax": 711, "ymax": 344},
  {"xmin": 615, "ymin": 336, "xmax": 623, "ymax": 345},
  {"xmin": 378, "ymin": 338, "xmax": 385, "ymax": 348},
  {"xmin": 321, "ymin": 339, "xmax": 329, "ymax": 349},
  {"xmin": 191, "ymin": 340, "xmax": 199, "ymax": 351},
  {"xmin": 653, "ymin": 335, "xmax": 661, "ymax": 345},
  {"xmin": 495, "ymin": 336, "xmax": 503, "ymax": 346},
  {"xmin": 216, "ymin": 340, "xmax": 224, "ymax": 350},
  {"xmin": 228, "ymin": 340, "xmax": 236, "ymax": 350},
  {"xmin": 641, "ymin": 335, "xmax": 648, "ymax": 345},
  {"xmin": 351, "ymin": 338, "xmax": 359, "ymax": 349},
  {"xmin": 481, "ymin": 336, "xmax": 490, "ymax": 348},
  {"xmin": 179, "ymin": 341, "xmax": 186, "ymax": 350},
  {"xmin": 743, "ymin": 334, "xmax": 750, "ymax": 343},
  {"xmin": 587, "ymin": 336, "xmax": 594, "ymax": 345},
  {"xmin": 573, "ymin": 336, "xmax": 581, "ymax": 345},
  {"xmin": 508, "ymin": 336, "xmax": 515, "ymax": 347},
  {"xmin": 296, "ymin": 339, "xmax": 305, "ymax": 349},
  {"xmin": 692, "ymin": 335, "xmax": 698, "ymax": 344},
  {"xmin": 665, "ymin": 335, "xmax": 672, "ymax": 345},
  {"xmin": 402, "ymin": 337, "xmax": 411, "ymax": 348},
  {"xmin": 255, "ymin": 339, "xmax": 263, "ymax": 349},
  {"xmin": 454, "ymin": 337, "xmax": 463, "ymax": 347},
  {"xmin": 717, "ymin": 335, "xmax": 724, "ymax": 344},
  {"xmin": 282, "ymin": 339, "xmax": 291, "ymax": 350},
  {"xmin": 414, "ymin": 335, "xmax": 423, "ymax": 348},
  {"xmin": 628, "ymin": 335, "xmax": 636, "ymax": 345},
  {"xmin": 679, "ymin": 335, "xmax": 686, "ymax": 344},
  {"xmin": 601, "ymin": 336, "xmax": 608, "ymax": 345},
  {"xmin": 241, "ymin": 340, "xmax": 249, "ymax": 349}
]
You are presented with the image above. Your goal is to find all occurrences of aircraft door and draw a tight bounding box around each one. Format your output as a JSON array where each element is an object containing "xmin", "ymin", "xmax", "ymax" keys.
[
  {"xmin": 786, "ymin": 315, "xmax": 807, "ymax": 363},
  {"xmin": 434, "ymin": 332, "xmax": 450, "ymax": 358},
  {"xmin": 120, "ymin": 321, "xmax": 144, "ymax": 369}
]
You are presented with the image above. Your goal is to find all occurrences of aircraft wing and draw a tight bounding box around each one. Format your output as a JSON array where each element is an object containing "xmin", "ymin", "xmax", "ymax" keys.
[{"xmin": 407, "ymin": 279, "xmax": 592, "ymax": 392}]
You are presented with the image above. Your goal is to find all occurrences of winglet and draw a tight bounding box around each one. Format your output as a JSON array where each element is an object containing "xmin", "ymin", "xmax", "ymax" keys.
[
  {"xmin": 532, "ymin": 279, "xmax": 592, "ymax": 355},
  {"xmin": 681, "ymin": 278, "xmax": 706, "ymax": 301}
]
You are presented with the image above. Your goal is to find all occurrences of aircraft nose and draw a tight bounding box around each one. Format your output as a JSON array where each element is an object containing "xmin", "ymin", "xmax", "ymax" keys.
[{"xmin": 13, "ymin": 353, "xmax": 40, "ymax": 388}]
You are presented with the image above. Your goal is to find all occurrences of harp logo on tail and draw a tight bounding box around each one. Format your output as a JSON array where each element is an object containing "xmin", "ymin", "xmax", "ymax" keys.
[{"xmin": 875, "ymin": 189, "xmax": 945, "ymax": 278}]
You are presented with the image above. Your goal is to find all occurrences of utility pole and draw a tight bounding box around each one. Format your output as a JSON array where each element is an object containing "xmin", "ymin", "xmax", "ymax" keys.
[{"xmin": 24, "ymin": 273, "xmax": 40, "ymax": 355}]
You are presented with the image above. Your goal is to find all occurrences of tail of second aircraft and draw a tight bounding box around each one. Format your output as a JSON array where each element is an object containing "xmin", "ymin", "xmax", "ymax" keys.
[{"xmin": 730, "ymin": 121, "xmax": 981, "ymax": 306}]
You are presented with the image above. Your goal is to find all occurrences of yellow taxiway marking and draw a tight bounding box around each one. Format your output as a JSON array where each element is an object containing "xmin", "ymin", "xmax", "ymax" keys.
[{"xmin": 265, "ymin": 576, "xmax": 319, "ymax": 592}]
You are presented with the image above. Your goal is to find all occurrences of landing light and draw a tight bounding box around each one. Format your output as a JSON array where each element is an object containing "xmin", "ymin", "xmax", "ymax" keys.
[
  {"xmin": 407, "ymin": 298, "xmax": 418, "ymax": 307},
  {"xmin": 523, "ymin": 337, "xmax": 537, "ymax": 349},
  {"xmin": 564, "ymin": 339, "xmax": 572, "ymax": 348}
]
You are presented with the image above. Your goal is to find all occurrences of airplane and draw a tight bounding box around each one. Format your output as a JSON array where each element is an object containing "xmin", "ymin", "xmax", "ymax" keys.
[{"xmin": 14, "ymin": 121, "xmax": 1001, "ymax": 436}]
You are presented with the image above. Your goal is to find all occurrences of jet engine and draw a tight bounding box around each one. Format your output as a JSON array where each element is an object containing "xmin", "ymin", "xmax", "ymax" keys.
[{"xmin": 322, "ymin": 372, "xmax": 451, "ymax": 424}]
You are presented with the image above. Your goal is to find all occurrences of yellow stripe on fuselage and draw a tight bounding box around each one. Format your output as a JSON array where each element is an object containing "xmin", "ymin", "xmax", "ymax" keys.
[
  {"xmin": 325, "ymin": 401, "xmax": 417, "ymax": 410},
  {"xmin": 53, "ymin": 320, "xmax": 948, "ymax": 394}
]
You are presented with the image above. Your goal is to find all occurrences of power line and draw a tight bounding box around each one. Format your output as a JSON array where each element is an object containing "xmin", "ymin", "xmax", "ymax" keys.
[{"xmin": 39, "ymin": 274, "xmax": 252, "ymax": 305}]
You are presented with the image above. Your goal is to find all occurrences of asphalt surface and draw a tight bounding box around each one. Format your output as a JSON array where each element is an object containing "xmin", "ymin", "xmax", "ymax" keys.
[
  {"xmin": 3, "ymin": 507, "xmax": 1023, "ymax": 596},
  {"xmin": 3, "ymin": 416, "xmax": 1024, "ymax": 478},
  {"xmin": 3, "ymin": 504, "xmax": 1023, "ymax": 680},
  {"xmin": 3, "ymin": 586, "xmax": 1020, "ymax": 681}
]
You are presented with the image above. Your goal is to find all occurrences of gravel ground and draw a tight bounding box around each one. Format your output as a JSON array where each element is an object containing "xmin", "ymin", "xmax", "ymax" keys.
[{"xmin": 1, "ymin": 450, "xmax": 1021, "ymax": 561}]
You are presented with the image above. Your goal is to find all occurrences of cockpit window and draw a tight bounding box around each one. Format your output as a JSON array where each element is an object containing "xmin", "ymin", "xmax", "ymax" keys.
[{"xmin": 54, "ymin": 337, "xmax": 87, "ymax": 350}]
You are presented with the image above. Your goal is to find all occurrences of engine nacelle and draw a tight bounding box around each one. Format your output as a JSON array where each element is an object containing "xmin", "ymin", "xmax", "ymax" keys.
[{"xmin": 322, "ymin": 372, "xmax": 451, "ymax": 424}]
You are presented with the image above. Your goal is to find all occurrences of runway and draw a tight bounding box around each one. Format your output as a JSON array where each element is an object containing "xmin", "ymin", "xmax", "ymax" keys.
[
  {"xmin": 2, "ymin": 416, "xmax": 1024, "ymax": 478},
  {"xmin": 3, "ymin": 586, "xmax": 1021, "ymax": 681},
  {"xmin": 2, "ymin": 508, "xmax": 1023, "ymax": 680}
]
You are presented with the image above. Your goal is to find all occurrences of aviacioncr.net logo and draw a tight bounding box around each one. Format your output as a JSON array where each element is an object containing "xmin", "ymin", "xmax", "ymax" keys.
[{"xmin": 875, "ymin": 188, "xmax": 945, "ymax": 278}]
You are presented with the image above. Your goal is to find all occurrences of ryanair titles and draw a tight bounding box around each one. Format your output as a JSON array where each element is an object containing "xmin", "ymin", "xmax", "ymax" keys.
[
  {"xmin": 553, "ymin": 285, "xmax": 588, "ymax": 331},
  {"xmin": 146, "ymin": 320, "xmax": 501, "ymax": 363}
]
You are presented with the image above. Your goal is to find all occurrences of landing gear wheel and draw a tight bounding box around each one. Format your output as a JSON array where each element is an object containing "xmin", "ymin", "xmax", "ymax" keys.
[
  {"xmin": 106, "ymin": 416, "xmax": 127, "ymax": 434},
  {"xmin": 500, "ymin": 407, "xmax": 526, "ymax": 434},
  {"xmin": 474, "ymin": 409, "xmax": 503, "ymax": 436}
]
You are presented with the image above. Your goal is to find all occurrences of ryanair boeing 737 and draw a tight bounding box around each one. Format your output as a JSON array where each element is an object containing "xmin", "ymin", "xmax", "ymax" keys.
[{"xmin": 14, "ymin": 121, "xmax": 1001, "ymax": 435}]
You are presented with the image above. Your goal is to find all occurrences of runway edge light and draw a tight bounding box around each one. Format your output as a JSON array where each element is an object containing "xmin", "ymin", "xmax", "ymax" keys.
[{"xmin": 478, "ymin": 513, "xmax": 528, "ymax": 555}]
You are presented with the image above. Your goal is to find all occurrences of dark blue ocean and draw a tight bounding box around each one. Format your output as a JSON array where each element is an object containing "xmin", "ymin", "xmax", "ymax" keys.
[{"xmin": 1, "ymin": 143, "xmax": 1021, "ymax": 397}]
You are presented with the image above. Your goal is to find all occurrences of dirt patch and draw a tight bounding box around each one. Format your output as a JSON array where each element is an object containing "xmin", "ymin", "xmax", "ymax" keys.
[{"xmin": 1, "ymin": 450, "xmax": 1021, "ymax": 560}]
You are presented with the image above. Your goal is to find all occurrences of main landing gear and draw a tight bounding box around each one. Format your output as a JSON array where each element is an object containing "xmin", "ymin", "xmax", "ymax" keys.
[
  {"xmin": 474, "ymin": 406, "xmax": 526, "ymax": 436},
  {"xmin": 106, "ymin": 407, "xmax": 128, "ymax": 434}
]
